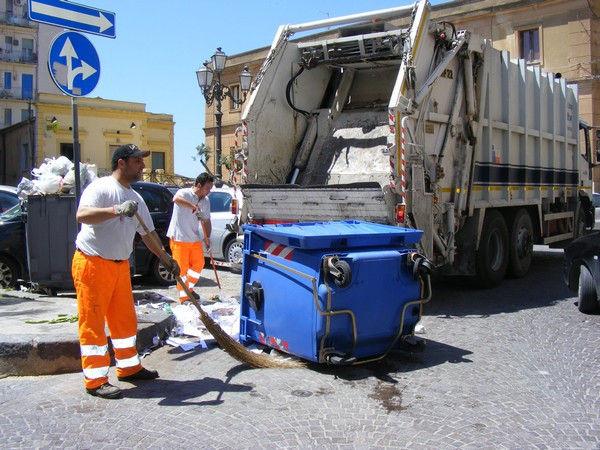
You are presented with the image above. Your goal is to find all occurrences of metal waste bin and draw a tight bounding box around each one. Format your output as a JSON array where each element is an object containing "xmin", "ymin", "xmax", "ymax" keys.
[
  {"xmin": 25, "ymin": 194, "xmax": 78, "ymax": 292},
  {"xmin": 239, "ymin": 220, "xmax": 431, "ymax": 364}
]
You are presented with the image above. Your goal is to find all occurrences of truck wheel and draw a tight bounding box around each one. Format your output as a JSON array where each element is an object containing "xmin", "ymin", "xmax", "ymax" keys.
[
  {"xmin": 0, "ymin": 255, "xmax": 18, "ymax": 289},
  {"xmin": 507, "ymin": 209, "xmax": 533, "ymax": 278},
  {"xmin": 475, "ymin": 210, "xmax": 508, "ymax": 288},
  {"xmin": 151, "ymin": 257, "xmax": 176, "ymax": 286},
  {"xmin": 578, "ymin": 265, "xmax": 600, "ymax": 313}
]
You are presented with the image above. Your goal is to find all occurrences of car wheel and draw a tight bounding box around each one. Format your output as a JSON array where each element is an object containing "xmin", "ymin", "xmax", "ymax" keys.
[
  {"xmin": 150, "ymin": 257, "xmax": 176, "ymax": 286},
  {"xmin": 578, "ymin": 265, "xmax": 600, "ymax": 313},
  {"xmin": 0, "ymin": 255, "xmax": 19, "ymax": 289},
  {"xmin": 225, "ymin": 238, "xmax": 243, "ymax": 266}
]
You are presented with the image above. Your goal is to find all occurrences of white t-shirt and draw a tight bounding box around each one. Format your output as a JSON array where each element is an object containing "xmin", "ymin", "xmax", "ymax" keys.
[
  {"xmin": 166, "ymin": 187, "xmax": 210, "ymax": 242},
  {"xmin": 75, "ymin": 176, "xmax": 154, "ymax": 261}
]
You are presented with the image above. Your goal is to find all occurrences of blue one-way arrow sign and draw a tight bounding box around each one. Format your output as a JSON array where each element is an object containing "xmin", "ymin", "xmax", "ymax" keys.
[{"xmin": 28, "ymin": 0, "xmax": 116, "ymax": 39}]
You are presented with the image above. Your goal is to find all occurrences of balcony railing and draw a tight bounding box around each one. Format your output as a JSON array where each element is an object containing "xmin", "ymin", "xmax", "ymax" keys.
[
  {"xmin": 0, "ymin": 12, "xmax": 37, "ymax": 28},
  {"xmin": 0, "ymin": 49, "xmax": 37, "ymax": 64},
  {"xmin": 0, "ymin": 87, "xmax": 36, "ymax": 100}
]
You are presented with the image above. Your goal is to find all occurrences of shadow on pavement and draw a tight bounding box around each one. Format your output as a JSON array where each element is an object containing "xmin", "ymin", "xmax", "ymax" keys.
[
  {"xmin": 122, "ymin": 365, "xmax": 253, "ymax": 406},
  {"xmin": 310, "ymin": 339, "xmax": 473, "ymax": 382},
  {"xmin": 425, "ymin": 248, "xmax": 572, "ymax": 318}
]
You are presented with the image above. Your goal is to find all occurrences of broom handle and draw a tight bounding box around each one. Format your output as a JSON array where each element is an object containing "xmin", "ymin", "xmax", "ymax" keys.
[
  {"xmin": 199, "ymin": 219, "xmax": 221, "ymax": 289},
  {"xmin": 134, "ymin": 213, "xmax": 301, "ymax": 369},
  {"xmin": 134, "ymin": 212, "xmax": 210, "ymax": 316}
]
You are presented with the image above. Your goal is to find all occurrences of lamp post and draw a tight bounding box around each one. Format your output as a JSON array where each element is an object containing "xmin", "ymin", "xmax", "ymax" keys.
[{"xmin": 196, "ymin": 47, "xmax": 252, "ymax": 179}]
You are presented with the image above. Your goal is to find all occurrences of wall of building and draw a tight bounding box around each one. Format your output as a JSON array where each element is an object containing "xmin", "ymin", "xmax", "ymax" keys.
[
  {"xmin": 0, "ymin": 6, "xmax": 177, "ymax": 186},
  {"xmin": 36, "ymin": 93, "xmax": 174, "ymax": 175}
]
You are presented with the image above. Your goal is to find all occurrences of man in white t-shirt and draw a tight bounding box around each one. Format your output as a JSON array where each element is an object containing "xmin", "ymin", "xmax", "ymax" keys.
[
  {"xmin": 72, "ymin": 144, "xmax": 180, "ymax": 400},
  {"xmin": 167, "ymin": 172, "xmax": 214, "ymax": 302}
]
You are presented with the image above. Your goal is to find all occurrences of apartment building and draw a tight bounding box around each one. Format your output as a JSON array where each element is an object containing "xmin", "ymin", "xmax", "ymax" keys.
[
  {"xmin": 210, "ymin": 0, "xmax": 599, "ymax": 184},
  {"xmin": 0, "ymin": 0, "xmax": 175, "ymax": 186}
]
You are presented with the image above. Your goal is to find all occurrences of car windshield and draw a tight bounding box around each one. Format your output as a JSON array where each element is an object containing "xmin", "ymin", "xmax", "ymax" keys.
[{"xmin": 0, "ymin": 203, "xmax": 22, "ymax": 223}]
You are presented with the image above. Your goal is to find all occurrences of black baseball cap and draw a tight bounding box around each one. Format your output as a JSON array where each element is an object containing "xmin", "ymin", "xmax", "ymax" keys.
[{"xmin": 112, "ymin": 144, "xmax": 150, "ymax": 166}]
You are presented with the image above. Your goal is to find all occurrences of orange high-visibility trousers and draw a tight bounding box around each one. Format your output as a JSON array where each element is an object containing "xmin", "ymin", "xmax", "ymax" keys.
[
  {"xmin": 169, "ymin": 239, "xmax": 205, "ymax": 302},
  {"xmin": 72, "ymin": 250, "xmax": 142, "ymax": 389}
]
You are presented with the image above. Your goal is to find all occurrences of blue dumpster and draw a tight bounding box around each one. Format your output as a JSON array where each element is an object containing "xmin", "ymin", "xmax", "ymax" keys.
[{"xmin": 239, "ymin": 220, "xmax": 431, "ymax": 364}]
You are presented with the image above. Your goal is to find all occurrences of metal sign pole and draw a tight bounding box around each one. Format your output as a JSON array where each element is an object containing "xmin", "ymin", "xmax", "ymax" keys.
[{"xmin": 72, "ymin": 96, "xmax": 81, "ymax": 204}]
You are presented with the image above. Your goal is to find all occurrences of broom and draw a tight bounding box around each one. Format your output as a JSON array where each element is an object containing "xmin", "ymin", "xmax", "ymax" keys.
[
  {"xmin": 134, "ymin": 212, "xmax": 303, "ymax": 369},
  {"xmin": 199, "ymin": 219, "xmax": 221, "ymax": 290}
]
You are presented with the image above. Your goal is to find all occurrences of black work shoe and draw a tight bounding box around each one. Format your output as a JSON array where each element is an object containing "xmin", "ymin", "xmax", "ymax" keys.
[
  {"xmin": 180, "ymin": 292, "xmax": 199, "ymax": 305},
  {"xmin": 117, "ymin": 367, "xmax": 159, "ymax": 382},
  {"xmin": 86, "ymin": 383, "xmax": 122, "ymax": 399}
]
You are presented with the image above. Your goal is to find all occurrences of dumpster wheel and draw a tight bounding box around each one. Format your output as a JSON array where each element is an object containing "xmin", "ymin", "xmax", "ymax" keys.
[{"xmin": 327, "ymin": 259, "xmax": 352, "ymax": 288}]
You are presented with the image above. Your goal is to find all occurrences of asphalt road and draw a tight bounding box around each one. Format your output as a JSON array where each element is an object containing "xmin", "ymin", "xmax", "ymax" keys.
[{"xmin": 0, "ymin": 247, "xmax": 598, "ymax": 449}]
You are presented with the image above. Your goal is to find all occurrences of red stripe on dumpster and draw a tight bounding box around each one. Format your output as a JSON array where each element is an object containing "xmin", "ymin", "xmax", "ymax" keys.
[
  {"xmin": 264, "ymin": 241, "xmax": 294, "ymax": 260},
  {"xmin": 259, "ymin": 332, "xmax": 289, "ymax": 352}
]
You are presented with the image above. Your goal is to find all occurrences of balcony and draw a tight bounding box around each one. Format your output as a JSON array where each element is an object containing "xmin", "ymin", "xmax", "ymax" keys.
[
  {"xmin": 0, "ymin": 12, "xmax": 37, "ymax": 28},
  {"xmin": 0, "ymin": 86, "xmax": 36, "ymax": 101},
  {"xmin": 0, "ymin": 49, "xmax": 37, "ymax": 64}
]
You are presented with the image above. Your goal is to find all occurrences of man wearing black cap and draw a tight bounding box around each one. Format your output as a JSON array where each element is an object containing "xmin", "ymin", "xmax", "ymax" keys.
[{"xmin": 72, "ymin": 144, "xmax": 180, "ymax": 399}]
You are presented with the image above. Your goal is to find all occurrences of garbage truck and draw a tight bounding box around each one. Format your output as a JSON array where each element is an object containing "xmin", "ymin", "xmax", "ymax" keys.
[{"xmin": 233, "ymin": 0, "xmax": 594, "ymax": 287}]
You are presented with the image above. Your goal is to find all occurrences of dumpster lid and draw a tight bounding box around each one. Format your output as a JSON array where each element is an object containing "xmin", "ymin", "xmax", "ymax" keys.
[{"xmin": 243, "ymin": 220, "xmax": 423, "ymax": 249}]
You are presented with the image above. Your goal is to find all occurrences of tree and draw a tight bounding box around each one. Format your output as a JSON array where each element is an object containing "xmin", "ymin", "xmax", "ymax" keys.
[{"xmin": 193, "ymin": 143, "xmax": 212, "ymax": 163}]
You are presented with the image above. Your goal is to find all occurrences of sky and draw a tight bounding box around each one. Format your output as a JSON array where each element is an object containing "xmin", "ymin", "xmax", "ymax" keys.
[{"xmin": 78, "ymin": 0, "xmax": 445, "ymax": 178}]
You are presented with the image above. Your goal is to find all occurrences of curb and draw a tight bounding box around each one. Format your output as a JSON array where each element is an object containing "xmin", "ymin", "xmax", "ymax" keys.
[{"xmin": 0, "ymin": 290, "xmax": 174, "ymax": 377}]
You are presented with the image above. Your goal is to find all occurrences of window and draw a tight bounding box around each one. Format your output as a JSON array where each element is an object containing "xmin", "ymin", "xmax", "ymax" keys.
[
  {"xmin": 21, "ymin": 73, "xmax": 33, "ymax": 99},
  {"xmin": 4, "ymin": 108, "xmax": 11, "ymax": 126},
  {"xmin": 4, "ymin": 72, "xmax": 11, "ymax": 90},
  {"xmin": 22, "ymin": 38, "xmax": 34, "ymax": 61},
  {"xmin": 208, "ymin": 192, "xmax": 232, "ymax": 213},
  {"xmin": 20, "ymin": 108, "xmax": 30, "ymax": 121},
  {"xmin": 519, "ymin": 28, "xmax": 540, "ymax": 64},
  {"xmin": 60, "ymin": 143, "xmax": 74, "ymax": 161},
  {"xmin": 229, "ymin": 84, "xmax": 241, "ymax": 110},
  {"xmin": 151, "ymin": 151, "xmax": 165, "ymax": 171}
]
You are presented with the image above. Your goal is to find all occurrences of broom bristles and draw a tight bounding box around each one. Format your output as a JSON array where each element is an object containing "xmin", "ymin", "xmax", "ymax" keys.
[
  {"xmin": 196, "ymin": 306, "xmax": 304, "ymax": 369},
  {"xmin": 133, "ymin": 212, "xmax": 303, "ymax": 369}
]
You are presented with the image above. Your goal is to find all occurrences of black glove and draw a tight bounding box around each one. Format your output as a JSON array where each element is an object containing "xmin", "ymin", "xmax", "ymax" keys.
[
  {"xmin": 114, "ymin": 200, "xmax": 138, "ymax": 217},
  {"xmin": 164, "ymin": 255, "xmax": 180, "ymax": 277}
]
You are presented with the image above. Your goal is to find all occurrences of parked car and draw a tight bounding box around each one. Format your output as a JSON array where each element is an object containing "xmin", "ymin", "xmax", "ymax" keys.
[
  {"xmin": 0, "ymin": 204, "xmax": 28, "ymax": 289},
  {"xmin": 208, "ymin": 186, "xmax": 244, "ymax": 267},
  {"xmin": 0, "ymin": 182, "xmax": 176, "ymax": 289},
  {"xmin": 131, "ymin": 181, "xmax": 176, "ymax": 285},
  {"xmin": 0, "ymin": 185, "xmax": 19, "ymax": 213},
  {"xmin": 167, "ymin": 184, "xmax": 244, "ymax": 268},
  {"xmin": 563, "ymin": 231, "xmax": 600, "ymax": 313}
]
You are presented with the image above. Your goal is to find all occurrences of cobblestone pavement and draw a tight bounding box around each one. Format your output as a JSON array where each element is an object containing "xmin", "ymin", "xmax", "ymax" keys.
[{"xmin": 1, "ymin": 248, "xmax": 599, "ymax": 449}]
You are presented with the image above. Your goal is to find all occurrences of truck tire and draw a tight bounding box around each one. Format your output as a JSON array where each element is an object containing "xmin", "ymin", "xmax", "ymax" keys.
[
  {"xmin": 507, "ymin": 209, "xmax": 533, "ymax": 278},
  {"xmin": 578, "ymin": 265, "xmax": 600, "ymax": 313},
  {"xmin": 475, "ymin": 210, "xmax": 509, "ymax": 288}
]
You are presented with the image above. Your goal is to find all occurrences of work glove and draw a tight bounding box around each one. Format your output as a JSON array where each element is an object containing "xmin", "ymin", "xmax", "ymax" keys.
[
  {"xmin": 204, "ymin": 241, "xmax": 212, "ymax": 254},
  {"xmin": 164, "ymin": 255, "xmax": 181, "ymax": 277},
  {"xmin": 113, "ymin": 200, "xmax": 138, "ymax": 217},
  {"xmin": 193, "ymin": 205, "xmax": 203, "ymax": 220}
]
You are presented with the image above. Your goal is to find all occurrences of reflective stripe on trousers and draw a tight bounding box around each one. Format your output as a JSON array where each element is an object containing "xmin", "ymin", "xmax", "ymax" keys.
[
  {"xmin": 169, "ymin": 239, "xmax": 205, "ymax": 301},
  {"xmin": 72, "ymin": 250, "xmax": 142, "ymax": 389}
]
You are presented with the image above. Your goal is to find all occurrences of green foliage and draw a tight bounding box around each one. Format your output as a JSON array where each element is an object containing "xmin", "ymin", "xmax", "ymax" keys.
[{"xmin": 193, "ymin": 143, "xmax": 212, "ymax": 162}]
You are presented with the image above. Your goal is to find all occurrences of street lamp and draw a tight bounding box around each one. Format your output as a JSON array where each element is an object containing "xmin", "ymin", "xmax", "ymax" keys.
[{"xmin": 196, "ymin": 47, "xmax": 252, "ymax": 179}]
